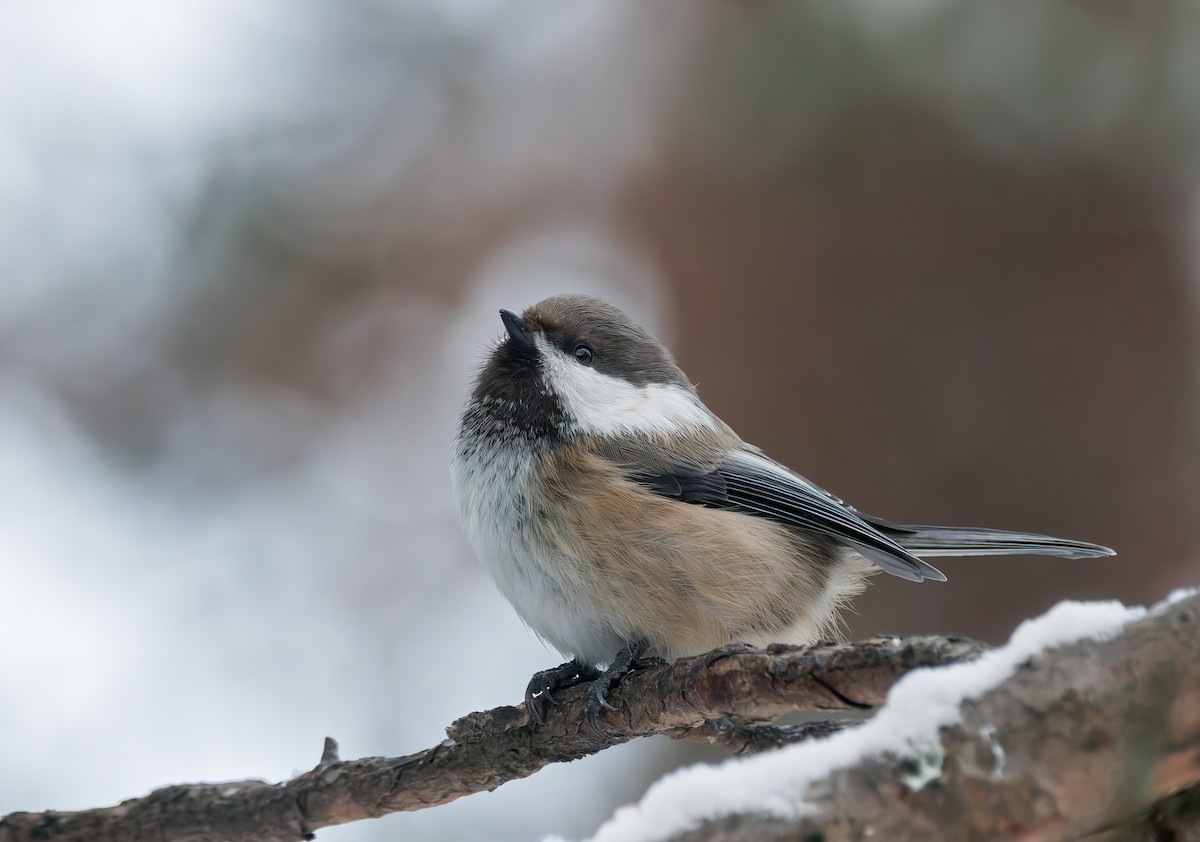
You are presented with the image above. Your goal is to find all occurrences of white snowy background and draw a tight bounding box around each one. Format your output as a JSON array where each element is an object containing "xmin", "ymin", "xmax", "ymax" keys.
[
  {"xmin": 2, "ymin": 3, "xmax": 1198, "ymax": 841},
  {"xmin": 0, "ymin": 5, "xmax": 679, "ymax": 840}
]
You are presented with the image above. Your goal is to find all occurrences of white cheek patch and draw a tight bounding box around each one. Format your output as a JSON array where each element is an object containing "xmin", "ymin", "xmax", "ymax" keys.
[{"xmin": 535, "ymin": 335, "xmax": 715, "ymax": 437}]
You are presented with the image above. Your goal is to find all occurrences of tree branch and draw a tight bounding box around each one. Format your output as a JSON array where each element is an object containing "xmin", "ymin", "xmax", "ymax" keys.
[
  {"xmin": 654, "ymin": 593, "xmax": 1200, "ymax": 842},
  {"xmin": 0, "ymin": 635, "xmax": 982, "ymax": 842},
  {"xmin": 5, "ymin": 594, "xmax": 1197, "ymax": 842}
]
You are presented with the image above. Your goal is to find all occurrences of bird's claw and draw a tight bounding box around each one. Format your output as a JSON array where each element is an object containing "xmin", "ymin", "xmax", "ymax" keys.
[
  {"xmin": 527, "ymin": 642, "xmax": 658, "ymax": 734},
  {"xmin": 585, "ymin": 700, "xmax": 607, "ymax": 735},
  {"xmin": 584, "ymin": 639, "xmax": 655, "ymax": 736},
  {"xmin": 585, "ymin": 675, "xmax": 623, "ymax": 735},
  {"xmin": 525, "ymin": 659, "xmax": 597, "ymax": 726}
]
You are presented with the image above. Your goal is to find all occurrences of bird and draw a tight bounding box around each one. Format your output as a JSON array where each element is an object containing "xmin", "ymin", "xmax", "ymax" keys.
[{"xmin": 450, "ymin": 293, "xmax": 1115, "ymax": 730}]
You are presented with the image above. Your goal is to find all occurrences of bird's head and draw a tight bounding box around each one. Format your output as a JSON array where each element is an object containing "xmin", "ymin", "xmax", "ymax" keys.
[{"xmin": 468, "ymin": 294, "xmax": 706, "ymax": 442}]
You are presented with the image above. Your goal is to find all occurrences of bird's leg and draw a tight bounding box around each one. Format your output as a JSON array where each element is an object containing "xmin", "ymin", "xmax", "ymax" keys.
[
  {"xmin": 525, "ymin": 658, "xmax": 600, "ymax": 726},
  {"xmin": 586, "ymin": 639, "xmax": 657, "ymax": 735}
]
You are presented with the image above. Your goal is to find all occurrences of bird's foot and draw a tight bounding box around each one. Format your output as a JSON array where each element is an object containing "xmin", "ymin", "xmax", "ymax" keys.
[
  {"xmin": 525, "ymin": 659, "xmax": 600, "ymax": 726},
  {"xmin": 586, "ymin": 640, "xmax": 658, "ymax": 736}
]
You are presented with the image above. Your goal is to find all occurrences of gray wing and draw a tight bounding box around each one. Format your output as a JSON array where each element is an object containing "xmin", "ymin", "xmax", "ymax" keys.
[{"xmin": 603, "ymin": 439, "xmax": 945, "ymax": 583}]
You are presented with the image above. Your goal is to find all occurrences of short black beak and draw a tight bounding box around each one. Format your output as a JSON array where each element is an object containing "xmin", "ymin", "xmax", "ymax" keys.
[{"xmin": 499, "ymin": 308, "xmax": 535, "ymax": 351}]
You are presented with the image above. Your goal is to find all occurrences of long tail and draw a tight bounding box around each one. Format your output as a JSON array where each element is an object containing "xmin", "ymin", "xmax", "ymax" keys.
[{"xmin": 867, "ymin": 519, "xmax": 1115, "ymax": 560}]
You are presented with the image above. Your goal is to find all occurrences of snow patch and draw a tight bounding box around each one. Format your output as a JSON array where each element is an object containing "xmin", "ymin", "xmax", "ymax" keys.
[
  {"xmin": 899, "ymin": 743, "xmax": 944, "ymax": 792},
  {"xmin": 575, "ymin": 596, "xmax": 1155, "ymax": 842},
  {"xmin": 979, "ymin": 725, "xmax": 1006, "ymax": 781},
  {"xmin": 1167, "ymin": 587, "xmax": 1199, "ymax": 604}
]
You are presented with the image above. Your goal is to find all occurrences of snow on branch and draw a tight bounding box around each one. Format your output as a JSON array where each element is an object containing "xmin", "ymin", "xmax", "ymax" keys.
[
  {"xmin": 2, "ymin": 592, "xmax": 1197, "ymax": 842},
  {"xmin": 580, "ymin": 590, "xmax": 1200, "ymax": 842}
]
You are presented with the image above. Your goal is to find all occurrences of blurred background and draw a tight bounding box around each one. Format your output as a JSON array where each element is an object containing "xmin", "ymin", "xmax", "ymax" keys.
[{"xmin": 2, "ymin": 2, "xmax": 1198, "ymax": 840}]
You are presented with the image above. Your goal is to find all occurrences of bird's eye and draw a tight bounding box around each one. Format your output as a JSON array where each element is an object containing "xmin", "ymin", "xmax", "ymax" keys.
[{"xmin": 573, "ymin": 344, "xmax": 594, "ymax": 365}]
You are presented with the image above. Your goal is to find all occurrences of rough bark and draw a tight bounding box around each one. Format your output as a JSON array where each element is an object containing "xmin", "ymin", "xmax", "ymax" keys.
[
  {"xmin": 667, "ymin": 594, "xmax": 1200, "ymax": 842},
  {"xmin": 0, "ymin": 635, "xmax": 981, "ymax": 842},
  {"xmin": 3, "ymin": 595, "xmax": 1197, "ymax": 842}
]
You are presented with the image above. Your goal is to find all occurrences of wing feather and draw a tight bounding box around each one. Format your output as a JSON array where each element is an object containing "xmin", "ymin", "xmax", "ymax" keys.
[{"xmin": 591, "ymin": 435, "xmax": 944, "ymax": 583}]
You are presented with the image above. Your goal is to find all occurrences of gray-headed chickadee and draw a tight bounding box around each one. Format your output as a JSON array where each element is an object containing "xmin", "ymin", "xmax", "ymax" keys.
[{"xmin": 451, "ymin": 294, "xmax": 1114, "ymax": 728}]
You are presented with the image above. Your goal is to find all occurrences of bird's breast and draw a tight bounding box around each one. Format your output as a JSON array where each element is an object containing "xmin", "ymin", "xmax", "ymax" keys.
[{"xmin": 451, "ymin": 431, "xmax": 623, "ymax": 660}]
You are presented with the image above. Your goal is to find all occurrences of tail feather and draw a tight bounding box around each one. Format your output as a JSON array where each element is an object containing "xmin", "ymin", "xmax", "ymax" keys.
[{"xmin": 877, "ymin": 522, "xmax": 1115, "ymax": 560}]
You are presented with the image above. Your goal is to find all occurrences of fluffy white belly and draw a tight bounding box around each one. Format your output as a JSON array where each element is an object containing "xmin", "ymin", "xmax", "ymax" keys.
[{"xmin": 450, "ymin": 442, "xmax": 628, "ymax": 666}]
